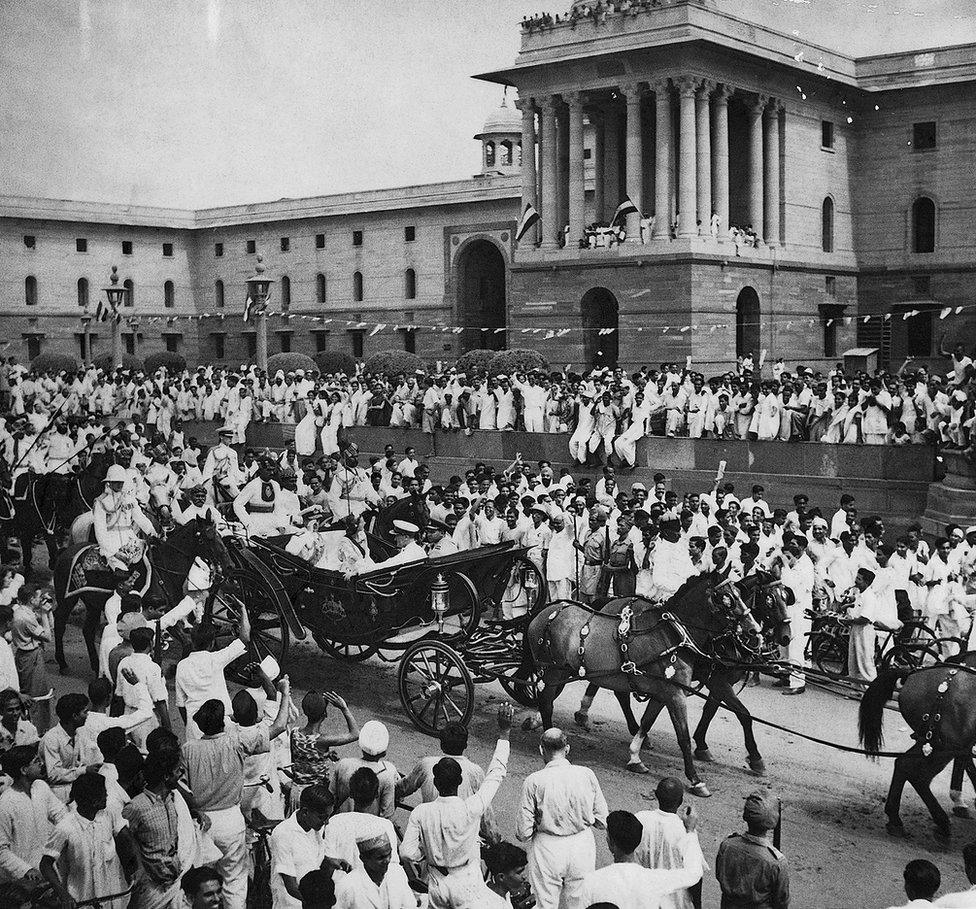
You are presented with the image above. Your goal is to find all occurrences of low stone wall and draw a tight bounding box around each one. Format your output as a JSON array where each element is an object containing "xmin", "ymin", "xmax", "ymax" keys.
[
  {"xmin": 921, "ymin": 451, "xmax": 976, "ymax": 534},
  {"xmin": 176, "ymin": 420, "xmax": 937, "ymax": 526}
]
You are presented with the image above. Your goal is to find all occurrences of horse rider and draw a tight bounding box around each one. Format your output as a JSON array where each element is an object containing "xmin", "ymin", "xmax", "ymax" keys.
[
  {"xmin": 201, "ymin": 426, "xmax": 243, "ymax": 502},
  {"xmin": 145, "ymin": 446, "xmax": 179, "ymax": 526},
  {"xmin": 327, "ymin": 444, "xmax": 371, "ymax": 519},
  {"xmin": 232, "ymin": 458, "xmax": 290, "ymax": 537},
  {"xmin": 93, "ymin": 463, "xmax": 158, "ymax": 573}
]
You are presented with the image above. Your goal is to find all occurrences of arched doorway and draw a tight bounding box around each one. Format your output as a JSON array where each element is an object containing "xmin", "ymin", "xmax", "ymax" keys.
[
  {"xmin": 581, "ymin": 288, "xmax": 619, "ymax": 368},
  {"xmin": 735, "ymin": 286, "xmax": 761, "ymax": 361},
  {"xmin": 455, "ymin": 239, "xmax": 506, "ymax": 352}
]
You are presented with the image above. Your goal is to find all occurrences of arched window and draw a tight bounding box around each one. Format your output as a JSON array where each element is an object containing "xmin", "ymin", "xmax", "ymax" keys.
[
  {"xmin": 913, "ymin": 196, "xmax": 936, "ymax": 253},
  {"xmin": 164, "ymin": 280, "xmax": 174, "ymax": 308},
  {"xmin": 25, "ymin": 276, "xmax": 37, "ymax": 306},
  {"xmin": 316, "ymin": 273, "xmax": 326, "ymax": 305},
  {"xmin": 485, "ymin": 141, "xmax": 495, "ymax": 168},
  {"xmin": 405, "ymin": 268, "xmax": 416, "ymax": 300},
  {"xmin": 500, "ymin": 141, "xmax": 512, "ymax": 166},
  {"xmin": 821, "ymin": 197, "xmax": 834, "ymax": 253},
  {"xmin": 77, "ymin": 277, "xmax": 89, "ymax": 308},
  {"xmin": 123, "ymin": 278, "xmax": 134, "ymax": 307},
  {"xmin": 215, "ymin": 280, "xmax": 225, "ymax": 308},
  {"xmin": 353, "ymin": 271, "xmax": 363, "ymax": 302},
  {"xmin": 281, "ymin": 275, "xmax": 291, "ymax": 310}
]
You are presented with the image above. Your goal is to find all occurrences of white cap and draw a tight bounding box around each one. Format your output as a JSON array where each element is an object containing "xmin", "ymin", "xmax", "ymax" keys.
[
  {"xmin": 106, "ymin": 464, "xmax": 127, "ymax": 483},
  {"xmin": 359, "ymin": 720, "xmax": 389, "ymax": 756},
  {"xmin": 392, "ymin": 519, "xmax": 419, "ymax": 535}
]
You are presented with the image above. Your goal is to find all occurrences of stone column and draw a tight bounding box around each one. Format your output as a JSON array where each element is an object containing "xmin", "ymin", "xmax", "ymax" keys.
[
  {"xmin": 603, "ymin": 105, "xmax": 620, "ymax": 217},
  {"xmin": 711, "ymin": 85, "xmax": 731, "ymax": 238},
  {"xmin": 622, "ymin": 82, "xmax": 644, "ymax": 242},
  {"xmin": 764, "ymin": 100, "xmax": 782, "ymax": 246},
  {"xmin": 748, "ymin": 94, "xmax": 767, "ymax": 243},
  {"xmin": 567, "ymin": 92, "xmax": 586, "ymax": 246},
  {"xmin": 652, "ymin": 79, "xmax": 672, "ymax": 240},
  {"xmin": 764, "ymin": 101, "xmax": 780, "ymax": 246},
  {"xmin": 539, "ymin": 97, "xmax": 559, "ymax": 249},
  {"xmin": 516, "ymin": 97, "xmax": 538, "ymax": 245},
  {"xmin": 695, "ymin": 81, "xmax": 713, "ymax": 236},
  {"xmin": 677, "ymin": 77, "xmax": 698, "ymax": 238},
  {"xmin": 557, "ymin": 101, "xmax": 570, "ymax": 239},
  {"xmin": 591, "ymin": 109, "xmax": 605, "ymax": 223}
]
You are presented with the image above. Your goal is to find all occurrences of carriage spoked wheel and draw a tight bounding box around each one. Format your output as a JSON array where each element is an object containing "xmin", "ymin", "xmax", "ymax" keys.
[
  {"xmin": 398, "ymin": 640, "xmax": 475, "ymax": 736},
  {"xmin": 311, "ymin": 632, "xmax": 379, "ymax": 663},
  {"xmin": 498, "ymin": 661, "xmax": 542, "ymax": 708},
  {"xmin": 211, "ymin": 568, "xmax": 290, "ymax": 686}
]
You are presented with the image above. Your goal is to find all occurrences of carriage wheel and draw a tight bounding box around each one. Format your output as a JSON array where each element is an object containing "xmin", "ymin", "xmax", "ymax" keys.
[
  {"xmin": 311, "ymin": 631, "xmax": 378, "ymax": 663},
  {"xmin": 212, "ymin": 568, "xmax": 290, "ymax": 686},
  {"xmin": 811, "ymin": 632, "xmax": 847, "ymax": 679},
  {"xmin": 498, "ymin": 661, "xmax": 541, "ymax": 708},
  {"xmin": 398, "ymin": 640, "xmax": 474, "ymax": 736}
]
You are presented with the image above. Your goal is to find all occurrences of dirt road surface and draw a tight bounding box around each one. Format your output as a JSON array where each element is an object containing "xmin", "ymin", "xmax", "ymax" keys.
[{"xmin": 49, "ymin": 617, "xmax": 976, "ymax": 909}]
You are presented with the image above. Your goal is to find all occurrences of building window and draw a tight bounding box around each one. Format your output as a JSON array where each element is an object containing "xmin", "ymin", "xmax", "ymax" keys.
[
  {"xmin": 404, "ymin": 225, "xmax": 415, "ymax": 242},
  {"xmin": 215, "ymin": 280, "xmax": 225, "ymax": 308},
  {"xmin": 913, "ymin": 274, "xmax": 931, "ymax": 296},
  {"xmin": 912, "ymin": 121, "xmax": 937, "ymax": 151},
  {"xmin": 405, "ymin": 268, "xmax": 417, "ymax": 300},
  {"xmin": 906, "ymin": 309, "xmax": 934, "ymax": 356},
  {"xmin": 822, "ymin": 314, "xmax": 838, "ymax": 358},
  {"xmin": 313, "ymin": 331, "xmax": 328, "ymax": 352},
  {"xmin": 912, "ymin": 197, "xmax": 936, "ymax": 253},
  {"xmin": 123, "ymin": 278, "xmax": 134, "ymax": 307},
  {"xmin": 352, "ymin": 230, "xmax": 363, "ymax": 247},
  {"xmin": 485, "ymin": 141, "xmax": 495, "ymax": 167},
  {"xmin": 214, "ymin": 242, "xmax": 224, "ymax": 257},
  {"xmin": 402, "ymin": 328, "xmax": 416, "ymax": 353},
  {"xmin": 279, "ymin": 333, "xmax": 292, "ymax": 353},
  {"xmin": 164, "ymin": 280, "xmax": 175, "ymax": 308},
  {"xmin": 162, "ymin": 242, "xmax": 174, "ymax": 257},
  {"xmin": 245, "ymin": 333, "xmax": 257, "ymax": 358},
  {"xmin": 165, "ymin": 334, "xmax": 180, "ymax": 353},
  {"xmin": 26, "ymin": 336, "xmax": 41, "ymax": 360},
  {"xmin": 122, "ymin": 240, "xmax": 133, "ymax": 255},
  {"xmin": 583, "ymin": 148, "xmax": 592, "ymax": 160},
  {"xmin": 246, "ymin": 239, "xmax": 256, "ymax": 254},
  {"xmin": 76, "ymin": 238, "xmax": 88, "ymax": 253},
  {"xmin": 353, "ymin": 271, "xmax": 363, "ymax": 302},
  {"xmin": 280, "ymin": 237, "xmax": 290, "ymax": 252},
  {"xmin": 123, "ymin": 333, "xmax": 136, "ymax": 355},
  {"xmin": 316, "ymin": 273, "xmax": 326, "ymax": 305},
  {"xmin": 213, "ymin": 334, "xmax": 226, "ymax": 359},
  {"xmin": 280, "ymin": 275, "xmax": 291, "ymax": 310},
  {"xmin": 350, "ymin": 330, "xmax": 364, "ymax": 359},
  {"xmin": 23, "ymin": 235, "xmax": 35, "ymax": 249},
  {"xmin": 821, "ymin": 120, "xmax": 835, "ymax": 150},
  {"xmin": 77, "ymin": 277, "xmax": 89, "ymax": 308},
  {"xmin": 825, "ymin": 276, "xmax": 837, "ymax": 297},
  {"xmin": 315, "ymin": 233, "xmax": 325, "ymax": 249},
  {"xmin": 25, "ymin": 276, "xmax": 37, "ymax": 306},
  {"xmin": 821, "ymin": 197, "xmax": 834, "ymax": 252}
]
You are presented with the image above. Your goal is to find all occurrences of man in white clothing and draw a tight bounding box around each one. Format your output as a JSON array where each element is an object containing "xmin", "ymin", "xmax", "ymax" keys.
[
  {"xmin": 777, "ymin": 541, "xmax": 815, "ymax": 694},
  {"xmin": 400, "ymin": 704, "xmax": 514, "ymax": 909},
  {"xmin": 335, "ymin": 834, "xmax": 415, "ymax": 909},
  {"xmin": 516, "ymin": 728, "xmax": 609, "ymax": 909},
  {"xmin": 579, "ymin": 808, "xmax": 704, "ymax": 909},
  {"xmin": 635, "ymin": 777, "xmax": 701, "ymax": 909}
]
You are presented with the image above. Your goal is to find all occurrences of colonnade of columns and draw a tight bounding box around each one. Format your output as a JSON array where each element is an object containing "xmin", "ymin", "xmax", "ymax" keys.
[{"xmin": 517, "ymin": 80, "xmax": 784, "ymax": 250}]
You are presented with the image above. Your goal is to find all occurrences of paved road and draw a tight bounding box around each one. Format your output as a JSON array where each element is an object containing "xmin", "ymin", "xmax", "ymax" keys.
[{"xmin": 49, "ymin": 616, "xmax": 975, "ymax": 909}]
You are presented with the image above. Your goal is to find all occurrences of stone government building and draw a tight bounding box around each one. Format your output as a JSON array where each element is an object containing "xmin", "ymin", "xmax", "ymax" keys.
[{"xmin": 1, "ymin": 0, "xmax": 973, "ymax": 374}]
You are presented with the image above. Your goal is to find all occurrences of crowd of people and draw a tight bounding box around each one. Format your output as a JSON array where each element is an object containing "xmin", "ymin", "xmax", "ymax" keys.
[
  {"xmin": 522, "ymin": 0, "xmax": 665, "ymax": 33},
  {"xmin": 0, "ymin": 345, "xmax": 973, "ymax": 907}
]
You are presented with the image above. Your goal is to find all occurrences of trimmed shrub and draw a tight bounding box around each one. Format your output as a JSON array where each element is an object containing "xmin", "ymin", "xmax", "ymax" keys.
[
  {"xmin": 266, "ymin": 352, "xmax": 316, "ymax": 377},
  {"xmin": 93, "ymin": 352, "xmax": 143, "ymax": 373},
  {"xmin": 487, "ymin": 348, "xmax": 549, "ymax": 377},
  {"xmin": 29, "ymin": 352, "xmax": 80, "ymax": 375},
  {"xmin": 143, "ymin": 351, "xmax": 187, "ymax": 375},
  {"xmin": 364, "ymin": 350, "xmax": 424, "ymax": 377},
  {"xmin": 454, "ymin": 348, "xmax": 496, "ymax": 377},
  {"xmin": 313, "ymin": 350, "xmax": 356, "ymax": 377}
]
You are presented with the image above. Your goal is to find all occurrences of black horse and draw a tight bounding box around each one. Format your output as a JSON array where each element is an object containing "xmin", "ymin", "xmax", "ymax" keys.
[
  {"xmin": 570, "ymin": 572, "xmax": 791, "ymax": 776},
  {"xmin": 0, "ymin": 453, "xmax": 112, "ymax": 578},
  {"xmin": 52, "ymin": 516, "xmax": 228, "ymax": 673}
]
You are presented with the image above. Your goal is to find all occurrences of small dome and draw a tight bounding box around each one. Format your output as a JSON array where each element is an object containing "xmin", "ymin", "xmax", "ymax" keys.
[{"xmin": 476, "ymin": 98, "xmax": 522, "ymax": 138}]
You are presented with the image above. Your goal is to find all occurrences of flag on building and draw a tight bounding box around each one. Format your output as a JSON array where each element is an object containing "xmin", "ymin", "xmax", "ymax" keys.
[
  {"xmin": 243, "ymin": 296, "xmax": 253, "ymax": 323},
  {"xmin": 610, "ymin": 196, "xmax": 640, "ymax": 225},
  {"xmin": 94, "ymin": 301, "xmax": 109, "ymax": 322},
  {"xmin": 515, "ymin": 202, "xmax": 540, "ymax": 243}
]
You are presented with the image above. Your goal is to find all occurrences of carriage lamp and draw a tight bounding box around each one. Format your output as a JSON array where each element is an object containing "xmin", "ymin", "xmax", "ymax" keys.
[
  {"xmin": 430, "ymin": 573, "xmax": 450, "ymax": 628},
  {"xmin": 521, "ymin": 563, "xmax": 539, "ymax": 595}
]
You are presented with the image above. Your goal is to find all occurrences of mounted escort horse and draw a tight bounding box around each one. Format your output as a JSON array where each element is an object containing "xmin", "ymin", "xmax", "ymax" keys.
[
  {"xmin": 571, "ymin": 569, "xmax": 792, "ymax": 777},
  {"xmin": 0, "ymin": 451, "xmax": 112, "ymax": 578},
  {"xmin": 526, "ymin": 570, "xmax": 782, "ymax": 796},
  {"xmin": 52, "ymin": 515, "xmax": 228, "ymax": 673}
]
